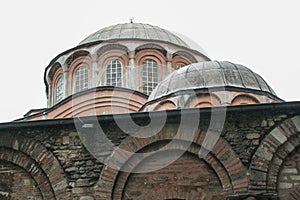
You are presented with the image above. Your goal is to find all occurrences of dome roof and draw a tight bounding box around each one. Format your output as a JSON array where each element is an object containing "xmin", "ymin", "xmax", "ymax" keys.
[
  {"xmin": 79, "ymin": 23, "xmax": 190, "ymax": 48},
  {"xmin": 149, "ymin": 61, "xmax": 277, "ymax": 101}
]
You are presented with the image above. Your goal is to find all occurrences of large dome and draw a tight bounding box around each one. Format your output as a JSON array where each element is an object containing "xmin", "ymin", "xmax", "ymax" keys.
[
  {"xmin": 149, "ymin": 61, "xmax": 278, "ymax": 101},
  {"xmin": 79, "ymin": 23, "xmax": 191, "ymax": 48}
]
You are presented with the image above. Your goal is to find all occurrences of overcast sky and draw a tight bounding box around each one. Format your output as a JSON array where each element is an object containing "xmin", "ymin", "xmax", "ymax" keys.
[{"xmin": 0, "ymin": 0, "xmax": 299, "ymax": 122}]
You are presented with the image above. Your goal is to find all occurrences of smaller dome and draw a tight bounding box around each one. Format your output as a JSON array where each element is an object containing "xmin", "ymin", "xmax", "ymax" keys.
[{"xmin": 149, "ymin": 61, "xmax": 278, "ymax": 101}]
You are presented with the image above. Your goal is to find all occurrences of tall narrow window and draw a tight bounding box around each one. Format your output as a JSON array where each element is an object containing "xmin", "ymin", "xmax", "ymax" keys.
[
  {"xmin": 106, "ymin": 59, "xmax": 122, "ymax": 86},
  {"xmin": 142, "ymin": 59, "xmax": 158, "ymax": 95},
  {"xmin": 55, "ymin": 77, "xmax": 63, "ymax": 103},
  {"xmin": 75, "ymin": 66, "xmax": 89, "ymax": 93}
]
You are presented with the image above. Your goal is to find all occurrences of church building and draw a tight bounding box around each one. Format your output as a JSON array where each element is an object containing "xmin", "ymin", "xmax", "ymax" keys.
[{"xmin": 0, "ymin": 22, "xmax": 300, "ymax": 199}]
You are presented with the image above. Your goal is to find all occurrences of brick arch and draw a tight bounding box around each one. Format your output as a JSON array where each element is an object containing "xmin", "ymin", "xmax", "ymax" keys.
[
  {"xmin": 277, "ymin": 142, "xmax": 300, "ymax": 199},
  {"xmin": 172, "ymin": 54, "xmax": 191, "ymax": 70},
  {"xmin": 96, "ymin": 48, "xmax": 129, "ymax": 68},
  {"xmin": 113, "ymin": 143, "xmax": 229, "ymax": 199},
  {"xmin": 65, "ymin": 50, "xmax": 91, "ymax": 68},
  {"xmin": 153, "ymin": 100, "xmax": 176, "ymax": 111},
  {"xmin": 96, "ymin": 49, "xmax": 129, "ymax": 87},
  {"xmin": 95, "ymin": 129, "xmax": 246, "ymax": 199},
  {"xmin": 185, "ymin": 93, "xmax": 222, "ymax": 108},
  {"xmin": 250, "ymin": 115, "xmax": 300, "ymax": 193},
  {"xmin": 173, "ymin": 51, "xmax": 197, "ymax": 63},
  {"xmin": 96, "ymin": 44, "xmax": 129, "ymax": 57},
  {"xmin": 0, "ymin": 133, "xmax": 68, "ymax": 199},
  {"xmin": 68, "ymin": 56, "xmax": 93, "ymax": 93},
  {"xmin": 231, "ymin": 94, "xmax": 259, "ymax": 105},
  {"xmin": 48, "ymin": 62, "xmax": 62, "ymax": 82},
  {"xmin": 135, "ymin": 49, "xmax": 167, "ymax": 67},
  {"xmin": 135, "ymin": 43, "xmax": 167, "ymax": 56},
  {"xmin": 0, "ymin": 147, "xmax": 53, "ymax": 199}
]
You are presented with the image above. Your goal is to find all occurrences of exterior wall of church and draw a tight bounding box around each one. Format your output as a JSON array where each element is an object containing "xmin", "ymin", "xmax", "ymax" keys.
[
  {"xmin": 1, "ymin": 22, "xmax": 294, "ymax": 200},
  {"xmin": 0, "ymin": 106, "xmax": 299, "ymax": 199}
]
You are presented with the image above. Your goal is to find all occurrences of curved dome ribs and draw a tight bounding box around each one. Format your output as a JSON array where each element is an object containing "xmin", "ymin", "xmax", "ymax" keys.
[
  {"xmin": 144, "ymin": 61, "xmax": 281, "ymax": 111},
  {"xmin": 149, "ymin": 61, "xmax": 278, "ymax": 100},
  {"xmin": 80, "ymin": 23, "xmax": 188, "ymax": 47}
]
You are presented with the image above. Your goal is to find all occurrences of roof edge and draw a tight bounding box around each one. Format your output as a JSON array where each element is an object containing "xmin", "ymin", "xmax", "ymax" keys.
[{"xmin": 2, "ymin": 101, "xmax": 300, "ymax": 130}]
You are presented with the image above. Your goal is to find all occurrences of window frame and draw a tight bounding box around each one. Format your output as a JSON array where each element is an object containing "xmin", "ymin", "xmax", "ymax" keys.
[
  {"xmin": 55, "ymin": 76, "xmax": 63, "ymax": 103},
  {"xmin": 74, "ymin": 65, "xmax": 89, "ymax": 93},
  {"xmin": 105, "ymin": 59, "xmax": 123, "ymax": 87},
  {"xmin": 50, "ymin": 66, "xmax": 64, "ymax": 106},
  {"xmin": 135, "ymin": 49, "xmax": 166, "ymax": 95},
  {"xmin": 67, "ymin": 54, "xmax": 92, "ymax": 95},
  {"xmin": 96, "ymin": 49, "xmax": 129, "ymax": 87},
  {"xmin": 141, "ymin": 58, "xmax": 159, "ymax": 95}
]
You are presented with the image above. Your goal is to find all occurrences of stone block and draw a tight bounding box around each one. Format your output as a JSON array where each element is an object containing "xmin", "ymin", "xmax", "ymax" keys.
[
  {"xmin": 76, "ymin": 178, "xmax": 90, "ymax": 187},
  {"xmin": 255, "ymin": 147, "xmax": 273, "ymax": 161},
  {"xmin": 290, "ymin": 175, "xmax": 300, "ymax": 180},
  {"xmin": 270, "ymin": 128, "xmax": 287, "ymax": 144},
  {"xmin": 62, "ymin": 136, "xmax": 70, "ymax": 145},
  {"xmin": 278, "ymin": 182, "xmax": 293, "ymax": 189},
  {"xmin": 251, "ymin": 170, "xmax": 266, "ymax": 181},
  {"xmin": 65, "ymin": 166, "xmax": 78, "ymax": 172},
  {"xmin": 281, "ymin": 168, "xmax": 297, "ymax": 174},
  {"xmin": 292, "ymin": 115, "xmax": 300, "ymax": 132},
  {"xmin": 79, "ymin": 197, "xmax": 94, "ymax": 200},
  {"xmin": 72, "ymin": 187, "xmax": 85, "ymax": 194},
  {"xmin": 261, "ymin": 120, "xmax": 268, "ymax": 127},
  {"xmin": 246, "ymin": 133, "xmax": 260, "ymax": 139}
]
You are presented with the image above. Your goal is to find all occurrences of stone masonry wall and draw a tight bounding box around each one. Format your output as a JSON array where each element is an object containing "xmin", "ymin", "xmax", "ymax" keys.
[{"xmin": 0, "ymin": 108, "xmax": 299, "ymax": 199}]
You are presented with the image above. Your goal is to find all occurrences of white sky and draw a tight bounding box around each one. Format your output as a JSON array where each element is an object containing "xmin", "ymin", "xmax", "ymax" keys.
[{"xmin": 0, "ymin": 0, "xmax": 299, "ymax": 122}]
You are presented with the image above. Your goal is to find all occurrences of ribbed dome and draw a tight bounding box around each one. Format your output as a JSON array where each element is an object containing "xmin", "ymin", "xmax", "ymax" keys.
[
  {"xmin": 79, "ymin": 23, "xmax": 190, "ymax": 48},
  {"xmin": 149, "ymin": 61, "xmax": 277, "ymax": 101}
]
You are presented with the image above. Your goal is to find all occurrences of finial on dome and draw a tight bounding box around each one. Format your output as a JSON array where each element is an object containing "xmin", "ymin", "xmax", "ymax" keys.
[{"xmin": 129, "ymin": 16, "xmax": 134, "ymax": 23}]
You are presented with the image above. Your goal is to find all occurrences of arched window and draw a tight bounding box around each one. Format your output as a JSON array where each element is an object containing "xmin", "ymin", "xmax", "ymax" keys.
[
  {"xmin": 231, "ymin": 94, "xmax": 259, "ymax": 105},
  {"xmin": 106, "ymin": 59, "xmax": 122, "ymax": 86},
  {"xmin": 187, "ymin": 93, "xmax": 221, "ymax": 108},
  {"xmin": 55, "ymin": 77, "xmax": 63, "ymax": 103},
  {"xmin": 176, "ymin": 64, "xmax": 185, "ymax": 70},
  {"xmin": 154, "ymin": 101, "xmax": 176, "ymax": 111},
  {"xmin": 75, "ymin": 66, "xmax": 89, "ymax": 93},
  {"xmin": 142, "ymin": 59, "xmax": 158, "ymax": 95}
]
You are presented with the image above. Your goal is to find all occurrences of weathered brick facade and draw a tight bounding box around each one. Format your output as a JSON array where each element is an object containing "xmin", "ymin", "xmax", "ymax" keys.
[
  {"xmin": 1, "ymin": 22, "xmax": 299, "ymax": 200},
  {"xmin": 1, "ymin": 103, "xmax": 300, "ymax": 199}
]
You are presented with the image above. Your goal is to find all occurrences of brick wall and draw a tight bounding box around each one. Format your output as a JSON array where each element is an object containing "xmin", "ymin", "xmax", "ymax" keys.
[
  {"xmin": 0, "ymin": 161, "xmax": 42, "ymax": 199},
  {"xmin": 123, "ymin": 151, "xmax": 223, "ymax": 199},
  {"xmin": 278, "ymin": 146, "xmax": 300, "ymax": 199}
]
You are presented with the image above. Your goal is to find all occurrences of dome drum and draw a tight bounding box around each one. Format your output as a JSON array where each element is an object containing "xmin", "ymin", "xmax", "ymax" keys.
[
  {"xmin": 142, "ymin": 89, "xmax": 278, "ymax": 111},
  {"xmin": 25, "ymin": 87, "xmax": 148, "ymax": 121},
  {"xmin": 44, "ymin": 24, "xmax": 209, "ymax": 109}
]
